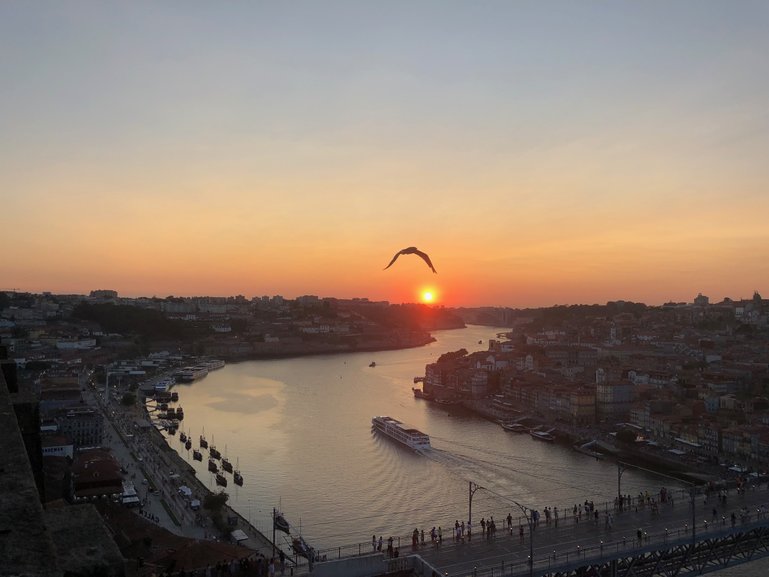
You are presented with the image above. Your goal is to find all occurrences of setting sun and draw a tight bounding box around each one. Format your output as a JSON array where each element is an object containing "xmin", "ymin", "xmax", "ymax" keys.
[{"xmin": 420, "ymin": 288, "xmax": 437, "ymax": 303}]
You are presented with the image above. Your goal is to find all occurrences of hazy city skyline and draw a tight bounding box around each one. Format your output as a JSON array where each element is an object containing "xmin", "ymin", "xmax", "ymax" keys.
[{"xmin": 2, "ymin": 2, "xmax": 768, "ymax": 308}]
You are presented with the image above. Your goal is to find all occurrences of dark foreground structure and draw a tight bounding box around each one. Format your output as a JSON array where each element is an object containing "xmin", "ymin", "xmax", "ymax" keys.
[{"xmin": 0, "ymin": 346, "xmax": 128, "ymax": 576}]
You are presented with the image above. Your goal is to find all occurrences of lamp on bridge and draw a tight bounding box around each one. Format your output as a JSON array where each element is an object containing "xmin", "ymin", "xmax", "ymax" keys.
[
  {"xmin": 617, "ymin": 460, "xmax": 699, "ymax": 547},
  {"xmin": 467, "ymin": 481, "xmax": 535, "ymax": 577}
]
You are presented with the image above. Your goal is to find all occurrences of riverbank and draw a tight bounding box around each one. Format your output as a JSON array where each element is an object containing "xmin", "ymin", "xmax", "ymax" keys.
[
  {"xmin": 208, "ymin": 333, "xmax": 438, "ymax": 362},
  {"xmin": 458, "ymin": 398, "xmax": 720, "ymax": 486},
  {"xmin": 143, "ymin": 407, "xmax": 282, "ymax": 555}
]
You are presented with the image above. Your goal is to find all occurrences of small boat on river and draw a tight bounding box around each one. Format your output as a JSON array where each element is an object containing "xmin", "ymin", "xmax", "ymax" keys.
[
  {"xmin": 208, "ymin": 459, "xmax": 218, "ymax": 473},
  {"xmin": 216, "ymin": 473, "xmax": 227, "ymax": 487},
  {"xmin": 193, "ymin": 449, "xmax": 202, "ymax": 461}
]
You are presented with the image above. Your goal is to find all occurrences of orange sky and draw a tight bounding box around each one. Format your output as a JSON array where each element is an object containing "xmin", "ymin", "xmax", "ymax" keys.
[{"xmin": 2, "ymin": 3, "xmax": 768, "ymax": 307}]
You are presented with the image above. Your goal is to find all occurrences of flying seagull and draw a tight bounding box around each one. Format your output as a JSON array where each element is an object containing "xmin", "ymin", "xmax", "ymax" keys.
[{"xmin": 383, "ymin": 246, "xmax": 437, "ymax": 274}]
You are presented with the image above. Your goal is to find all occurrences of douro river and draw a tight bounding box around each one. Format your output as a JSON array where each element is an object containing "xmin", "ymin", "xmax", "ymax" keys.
[{"xmin": 160, "ymin": 325, "xmax": 678, "ymax": 551}]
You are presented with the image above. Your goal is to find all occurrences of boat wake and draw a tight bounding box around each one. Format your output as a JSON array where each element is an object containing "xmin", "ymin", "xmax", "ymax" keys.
[
  {"xmin": 419, "ymin": 439, "xmax": 552, "ymax": 499},
  {"xmin": 422, "ymin": 446, "xmax": 497, "ymax": 473},
  {"xmin": 421, "ymin": 447, "xmax": 513, "ymax": 487}
]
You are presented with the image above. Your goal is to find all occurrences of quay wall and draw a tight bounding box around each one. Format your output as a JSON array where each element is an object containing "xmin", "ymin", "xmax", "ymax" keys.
[{"xmin": 144, "ymin": 410, "xmax": 278, "ymax": 556}]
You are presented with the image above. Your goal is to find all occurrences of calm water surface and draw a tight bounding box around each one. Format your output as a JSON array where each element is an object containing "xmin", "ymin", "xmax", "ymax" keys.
[{"xmin": 160, "ymin": 326, "xmax": 676, "ymax": 549}]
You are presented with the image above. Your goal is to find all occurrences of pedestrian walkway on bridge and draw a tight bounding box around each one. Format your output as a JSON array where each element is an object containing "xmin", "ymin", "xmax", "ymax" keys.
[{"xmin": 309, "ymin": 480, "xmax": 769, "ymax": 577}]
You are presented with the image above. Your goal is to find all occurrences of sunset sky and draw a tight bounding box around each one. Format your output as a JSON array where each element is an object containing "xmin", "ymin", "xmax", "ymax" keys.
[{"xmin": 2, "ymin": 2, "xmax": 768, "ymax": 308}]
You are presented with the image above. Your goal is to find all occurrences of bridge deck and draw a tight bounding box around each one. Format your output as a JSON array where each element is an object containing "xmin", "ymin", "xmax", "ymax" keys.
[{"xmin": 310, "ymin": 484, "xmax": 769, "ymax": 576}]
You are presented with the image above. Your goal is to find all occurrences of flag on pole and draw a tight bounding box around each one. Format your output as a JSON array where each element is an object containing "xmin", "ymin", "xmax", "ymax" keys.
[{"xmin": 274, "ymin": 511, "xmax": 290, "ymax": 534}]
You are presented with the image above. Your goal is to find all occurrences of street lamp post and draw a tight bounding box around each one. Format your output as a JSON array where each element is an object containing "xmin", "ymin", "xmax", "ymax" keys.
[
  {"xmin": 105, "ymin": 370, "xmax": 113, "ymax": 404},
  {"xmin": 470, "ymin": 482, "xmax": 534, "ymax": 577},
  {"xmin": 617, "ymin": 462, "xmax": 626, "ymax": 511},
  {"xmin": 468, "ymin": 481, "xmax": 482, "ymax": 535},
  {"xmin": 509, "ymin": 500, "xmax": 534, "ymax": 577},
  {"xmin": 618, "ymin": 460, "xmax": 698, "ymax": 547},
  {"xmin": 689, "ymin": 486, "xmax": 696, "ymax": 546}
]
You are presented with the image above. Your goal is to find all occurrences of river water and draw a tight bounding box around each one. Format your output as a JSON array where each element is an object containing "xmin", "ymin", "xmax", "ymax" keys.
[{"xmin": 159, "ymin": 325, "xmax": 678, "ymax": 550}]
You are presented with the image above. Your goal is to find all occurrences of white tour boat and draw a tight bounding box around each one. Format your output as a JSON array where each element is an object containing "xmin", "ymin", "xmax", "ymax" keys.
[{"xmin": 371, "ymin": 416, "xmax": 431, "ymax": 451}]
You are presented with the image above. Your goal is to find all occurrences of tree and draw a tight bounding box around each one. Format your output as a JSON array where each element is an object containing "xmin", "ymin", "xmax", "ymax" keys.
[
  {"xmin": 203, "ymin": 491, "xmax": 229, "ymax": 512},
  {"xmin": 437, "ymin": 349, "xmax": 468, "ymax": 364}
]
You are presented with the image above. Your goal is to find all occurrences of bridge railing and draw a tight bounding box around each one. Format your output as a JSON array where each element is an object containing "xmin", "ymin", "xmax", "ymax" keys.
[
  {"xmin": 467, "ymin": 503, "xmax": 769, "ymax": 577},
  {"xmin": 310, "ymin": 484, "xmax": 757, "ymax": 563}
]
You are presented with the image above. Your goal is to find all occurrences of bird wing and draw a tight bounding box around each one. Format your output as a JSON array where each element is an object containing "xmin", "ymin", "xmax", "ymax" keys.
[
  {"xmin": 414, "ymin": 249, "xmax": 437, "ymax": 273},
  {"xmin": 383, "ymin": 251, "xmax": 403, "ymax": 270}
]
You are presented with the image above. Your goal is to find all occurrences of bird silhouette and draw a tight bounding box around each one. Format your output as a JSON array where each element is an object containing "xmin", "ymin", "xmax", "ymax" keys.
[{"xmin": 383, "ymin": 246, "xmax": 437, "ymax": 274}]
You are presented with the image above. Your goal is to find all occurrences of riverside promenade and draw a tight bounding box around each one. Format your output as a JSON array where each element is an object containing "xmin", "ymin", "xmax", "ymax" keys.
[{"xmin": 88, "ymin": 385, "xmax": 280, "ymax": 559}]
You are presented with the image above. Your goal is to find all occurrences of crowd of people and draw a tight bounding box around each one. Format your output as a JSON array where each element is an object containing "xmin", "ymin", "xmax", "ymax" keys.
[{"xmin": 362, "ymin": 480, "xmax": 769, "ymax": 566}]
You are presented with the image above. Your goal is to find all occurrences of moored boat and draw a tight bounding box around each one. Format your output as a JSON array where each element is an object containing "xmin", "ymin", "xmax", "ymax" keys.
[
  {"xmin": 530, "ymin": 428, "xmax": 556, "ymax": 442},
  {"xmin": 292, "ymin": 535, "xmax": 314, "ymax": 560},
  {"xmin": 208, "ymin": 459, "xmax": 218, "ymax": 473},
  {"xmin": 435, "ymin": 398, "xmax": 458, "ymax": 406},
  {"xmin": 216, "ymin": 473, "xmax": 227, "ymax": 487},
  {"xmin": 193, "ymin": 449, "xmax": 203, "ymax": 461},
  {"xmin": 153, "ymin": 379, "xmax": 173, "ymax": 393},
  {"xmin": 177, "ymin": 365, "xmax": 209, "ymax": 383},
  {"xmin": 232, "ymin": 457, "xmax": 243, "ymax": 485},
  {"xmin": 371, "ymin": 416, "xmax": 431, "ymax": 451},
  {"xmin": 501, "ymin": 421, "xmax": 528, "ymax": 433},
  {"xmin": 210, "ymin": 441, "xmax": 221, "ymax": 460},
  {"xmin": 204, "ymin": 359, "xmax": 225, "ymax": 371},
  {"xmin": 200, "ymin": 429, "xmax": 208, "ymax": 449}
]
